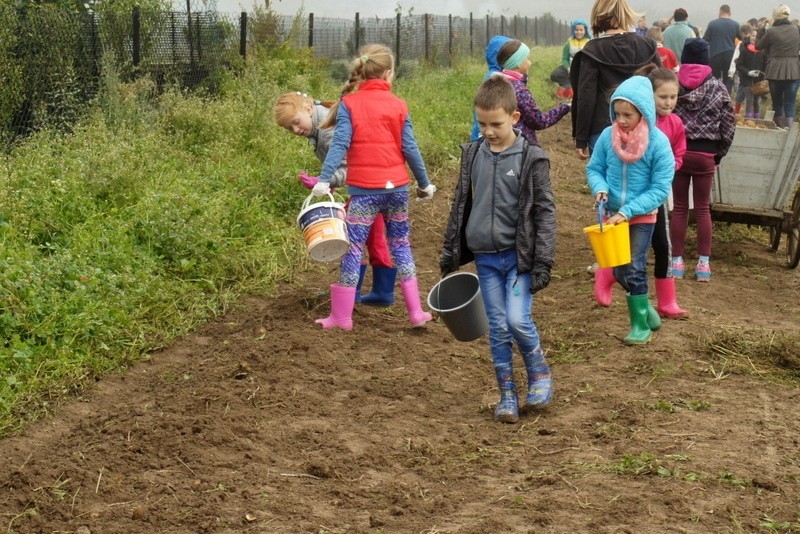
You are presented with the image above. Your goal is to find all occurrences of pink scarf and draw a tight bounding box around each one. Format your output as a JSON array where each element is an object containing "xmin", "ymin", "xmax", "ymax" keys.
[{"xmin": 612, "ymin": 119, "xmax": 649, "ymax": 163}]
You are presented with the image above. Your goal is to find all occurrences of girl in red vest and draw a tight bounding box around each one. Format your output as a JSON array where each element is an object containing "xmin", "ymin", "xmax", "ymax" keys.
[
  {"xmin": 274, "ymin": 92, "xmax": 396, "ymax": 306},
  {"xmin": 309, "ymin": 43, "xmax": 437, "ymax": 330}
]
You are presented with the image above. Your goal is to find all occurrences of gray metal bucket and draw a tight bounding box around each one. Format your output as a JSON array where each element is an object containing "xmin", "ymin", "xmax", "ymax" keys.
[{"xmin": 427, "ymin": 272, "xmax": 489, "ymax": 342}]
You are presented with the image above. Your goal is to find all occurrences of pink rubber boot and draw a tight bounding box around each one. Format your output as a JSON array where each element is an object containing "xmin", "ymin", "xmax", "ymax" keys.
[
  {"xmin": 593, "ymin": 267, "xmax": 615, "ymax": 307},
  {"xmin": 654, "ymin": 278, "xmax": 689, "ymax": 319},
  {"xmin": 400, "ymin": 278, "xmax": 432, "ymax": 327},
  {"xmin": 315, "ymin": 284, "xmax": 356, "ymax": 330}
]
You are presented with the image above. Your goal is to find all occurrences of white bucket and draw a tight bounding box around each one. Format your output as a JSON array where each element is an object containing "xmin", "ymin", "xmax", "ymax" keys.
[{"xmin": 296, "ymin": 193, "xmax": 349, "ymax": 262}]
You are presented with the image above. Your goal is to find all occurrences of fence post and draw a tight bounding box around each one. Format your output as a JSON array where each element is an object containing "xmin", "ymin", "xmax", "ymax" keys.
[
  {"xmin": 500, "ymin": 15, "xmax": 504, "ymax": 36},
  {"xmin": 525, "ymin": 16, "xmax": 528, "ymax": 41},
  {"xmin": 395, "ymin": 13, "xmax": 401, "ymax": 66},
  {"xmin": 513, "ymin": 15, "xmax": 518, "ymax": 38},
  {"xmin": 355, "ymin": 12, "xmax": 360, "ymax": 52},
  {"xmin": 533, "ymin": 16, "xmax": 538, "ymax": 46},
  {"xmin": 187, "ymin": 11, "xmax": 196, "ymax": 66},
  {"xmin": 308, "ymin": 13, "xmax": 313, "ymax": 48},
  {"xmin": 485, "ymin": 14, "xmax": 489, "ymax": 46},
  {"xmin": 132, "ymin": 6, "xmax": 141, "ymax": 68},
  {"xmin": 448, "ymin": 14, "xmax": 453, "ymax": 66},
  {"xmin": 195, "ymin": 14, "xmax": 202, "ymax": 62},
  {"xmin": 239, "ymin": 12, "xmax": 247, "ymax": 59},
  {"xmin": 422, "ymin": 13, "xmax": 430, "ymax": 63},
  {"xmin": 469, "ymin": 12, "xmax": 473, "ymax": 57},
  {"xmin": 89, "ymin": 12, "xmax": 99, "ymax": 78},
  {"xmin": 170, "ymin": 11, "xmax": 177, "ymax": 64}
]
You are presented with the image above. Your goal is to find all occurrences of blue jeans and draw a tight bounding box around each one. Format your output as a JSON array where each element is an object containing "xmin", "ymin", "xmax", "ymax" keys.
[
  {"xmin": 613, "ymin": 222, "xmax": 654, "ymax": 296},
  {"xmin": 474, "ymin": 249, "xmax": 540, "ymax": 366},
  {"xmin": 769, "ymin": 79, "xmax": 800, "ymax": 119}
]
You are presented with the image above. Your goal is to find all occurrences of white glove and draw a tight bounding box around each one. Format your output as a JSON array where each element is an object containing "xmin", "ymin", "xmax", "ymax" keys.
[
  {"xmin": 416, "ymin": 183, "xmax": 436, "ymax": 201},
  {"xmin": 311, "ymin": 181, "xmax": 331, "ymax": 197},
  {"xmin": 748, "ymin": 70, "xmax": 761, "ymax": 78}
]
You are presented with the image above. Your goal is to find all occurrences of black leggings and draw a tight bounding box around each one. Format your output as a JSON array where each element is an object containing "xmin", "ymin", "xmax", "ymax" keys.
[{"xmin": 651, "ymin": 204, "xmax": 671, "ymax": 279}]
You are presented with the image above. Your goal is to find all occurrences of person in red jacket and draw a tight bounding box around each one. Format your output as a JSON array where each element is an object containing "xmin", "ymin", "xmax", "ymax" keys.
[
  {"xmin": 646, "ymin": 26, "xmax": 678, "ymax": 72},
  {"xmin": 308, "ymin": 44, "xmax": 437, "ymax": 331}
]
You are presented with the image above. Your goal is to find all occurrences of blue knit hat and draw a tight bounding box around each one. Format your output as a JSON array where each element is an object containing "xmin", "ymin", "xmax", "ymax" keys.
[{"xmin": 681, "ymin": 38, "xmax": 710, "ymax": 66}]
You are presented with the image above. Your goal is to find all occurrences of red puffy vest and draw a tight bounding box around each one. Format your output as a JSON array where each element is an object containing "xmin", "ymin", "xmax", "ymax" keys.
[{"xmin": 342, "ymin": 79, "xmax": 410, "ymax": 189}]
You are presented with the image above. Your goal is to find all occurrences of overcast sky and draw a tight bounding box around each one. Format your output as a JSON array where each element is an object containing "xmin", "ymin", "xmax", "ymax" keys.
[{"xmin": 205, "ymin": 0, "xmax": 786, "ymax": 30}]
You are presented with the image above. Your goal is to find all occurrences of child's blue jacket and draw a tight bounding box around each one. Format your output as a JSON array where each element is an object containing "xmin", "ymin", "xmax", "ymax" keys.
[{"xmin": 586, "ymin": 76, "xmax": 674, "ymax": 220}]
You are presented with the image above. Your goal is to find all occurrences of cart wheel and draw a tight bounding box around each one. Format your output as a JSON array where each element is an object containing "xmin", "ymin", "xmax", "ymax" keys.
[
  {"xmin": 769, "ymin": 224, "xmax": 781, "ymax": 251},
  {"xmin": 787, "ymin": 190, "xmax": 800, "ymax": 269}
]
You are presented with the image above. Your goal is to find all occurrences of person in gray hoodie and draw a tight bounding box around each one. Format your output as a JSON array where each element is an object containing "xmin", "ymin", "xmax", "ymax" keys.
[{"xmin": 440, "ymin": 74, "xmax": 557, "ymax": 424}]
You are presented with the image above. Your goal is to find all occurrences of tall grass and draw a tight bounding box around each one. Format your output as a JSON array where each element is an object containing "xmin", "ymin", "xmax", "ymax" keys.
[{"xmin": 0, "ymin": 44, "xmax": 564, "ymax": 435}]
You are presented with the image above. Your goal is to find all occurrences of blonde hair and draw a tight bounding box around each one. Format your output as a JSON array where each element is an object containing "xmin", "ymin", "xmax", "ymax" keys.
[
  {"xmin": 645, "ymin": 26, "xmax": 663, "ymax": 43},
  {"xmin": 321, "ymin": 43, "xmax": 395, "ymax": 129},
  {"xmin": 273, "ymin": 92, "xmax": 313, "ymax": 128},
  {"xmin": 590, "ymin": 0, "xmax": 643, "ymax": 36}
]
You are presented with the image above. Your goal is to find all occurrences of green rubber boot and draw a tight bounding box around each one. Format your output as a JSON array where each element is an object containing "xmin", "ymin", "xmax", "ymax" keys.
[
  {"xmin": 624, "ymin": 293, "xmax": 652, "ymax": 345},
  {"xmin": 646, "ymin": 300, "xmax": 662, "ymax": 332}
]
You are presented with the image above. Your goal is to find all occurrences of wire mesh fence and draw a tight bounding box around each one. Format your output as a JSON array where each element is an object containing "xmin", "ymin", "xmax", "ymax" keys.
[{"xmin": 0, "ymin": 6, "xmax": 570, "ymax": 146}]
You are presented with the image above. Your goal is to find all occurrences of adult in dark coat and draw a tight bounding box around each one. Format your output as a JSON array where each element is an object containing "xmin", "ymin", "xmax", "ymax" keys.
[
  {"xmin": 756, "ymin": 4, "xmax": 800, "ymax": 128},
  {"xmin": 569, "ymin": 0, "xmax": 661, "ymax": 160}
]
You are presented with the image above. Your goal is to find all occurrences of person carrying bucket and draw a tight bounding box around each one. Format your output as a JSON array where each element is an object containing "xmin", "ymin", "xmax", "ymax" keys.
[
  {"xmin": 585, "ymin": 75, "xmax": 674, "ymax": 345},
  {"xmin": 309, "ymin": 43, "xmax": 436, "ymax": 331},
  {"xmin": 593, "ymin": 66, "xmax": 690, "ymax": 320},
  {"xmin": 440, "ymin": 74, "xmax": 557, "ymax": 424},
  {"xmin": 274, "ymin": 92, "xmax": 398, "ymax": 306}
]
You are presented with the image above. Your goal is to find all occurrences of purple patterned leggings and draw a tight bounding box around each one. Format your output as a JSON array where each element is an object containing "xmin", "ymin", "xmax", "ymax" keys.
[{"xmin": 339, "ymin": 191, "xmax": 418, "ymax": 287}]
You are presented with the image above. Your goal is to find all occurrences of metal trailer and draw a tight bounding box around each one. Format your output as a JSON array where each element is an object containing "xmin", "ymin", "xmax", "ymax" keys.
[{"xmin": 712, "ymin": 120, "xmax": 800, "ymax": 268}]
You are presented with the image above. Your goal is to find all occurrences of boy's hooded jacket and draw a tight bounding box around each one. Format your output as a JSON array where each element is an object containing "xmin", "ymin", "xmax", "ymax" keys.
[
  {"xmin": 586, "ymin": 76, "xmax": 674, "ymax": 221},
  {"xmin": 570, "ymin": 33, "xmax": 661, "ymax": 150},
  {"xmin": 440, "ymin": 133, "xmax": 556, "ymax": 277}
]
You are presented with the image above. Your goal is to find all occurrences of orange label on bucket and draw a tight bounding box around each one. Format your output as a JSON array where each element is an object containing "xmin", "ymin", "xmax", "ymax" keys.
[{"xmin": 302, "ymin": 218, "xmax": 349, "ymax": 262}]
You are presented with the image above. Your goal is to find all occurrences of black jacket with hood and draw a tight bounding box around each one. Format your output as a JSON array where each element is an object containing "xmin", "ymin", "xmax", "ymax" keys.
[
  {"xmin": 440, "ymin": 135, "xmax": 556, "ymax": 280},
  {"xmin": 569, "ymin": 32, "xmax": 661, "ymax": 149}
]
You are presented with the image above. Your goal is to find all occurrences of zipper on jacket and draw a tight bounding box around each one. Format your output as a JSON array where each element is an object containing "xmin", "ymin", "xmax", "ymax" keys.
[{"xmin": 620, "ymin": 162, "xmax": 628, "ymax": 208}]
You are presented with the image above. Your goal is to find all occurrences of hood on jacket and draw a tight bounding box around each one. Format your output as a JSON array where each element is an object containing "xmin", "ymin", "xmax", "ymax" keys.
[
  {"xmin": 677, "ymin": 64, "xmax": 712, "ymax": 91},
  {"xmin": 485, "ymin": 35, "xmax": 512, "ymax": 73},
  {"xmin": 609, "ymin": 75, "xmax": 658, "ymax": 140},
  {"xmin": 581, "ymin": 33, "xmax": 659, "ymax": 70},
  {"xmin": 311, "ymin": 103, "xmax": 329, "ymax": 132},
  {"xmin": 571, "ymin": 19, "xmax": 592, "ymax": 39}
]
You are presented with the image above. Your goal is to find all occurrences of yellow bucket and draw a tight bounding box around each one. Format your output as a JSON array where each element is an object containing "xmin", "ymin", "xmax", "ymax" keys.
[{"xmin": 583, "ymin": 221, "xmax": 631, "ymax": 268}]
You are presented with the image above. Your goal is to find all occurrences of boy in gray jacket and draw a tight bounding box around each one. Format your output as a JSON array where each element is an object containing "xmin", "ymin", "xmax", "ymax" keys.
[{"xmin": 440, "ymin": 75, "xmax": 557, "ymax": 423}]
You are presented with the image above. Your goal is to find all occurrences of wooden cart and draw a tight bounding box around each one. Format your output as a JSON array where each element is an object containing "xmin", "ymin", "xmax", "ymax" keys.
[{"xmin": 712, "ymin": 120, "xmax": 800, "ymax": 268}]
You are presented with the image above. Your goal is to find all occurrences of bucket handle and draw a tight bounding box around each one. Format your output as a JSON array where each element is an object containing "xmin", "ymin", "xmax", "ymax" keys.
[
  {"xmin": 597, "ymin": 198, "xmax": 607, "ymax": 232},
  {"xmin": 301, "ymin": 192, "xmax": 336, "ymax": 211}
]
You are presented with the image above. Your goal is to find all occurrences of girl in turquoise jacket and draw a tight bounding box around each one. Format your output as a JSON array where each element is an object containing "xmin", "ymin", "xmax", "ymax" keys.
[{"xmin": 586, "ymin": 75, "xmax": 674, "ymax": 345}]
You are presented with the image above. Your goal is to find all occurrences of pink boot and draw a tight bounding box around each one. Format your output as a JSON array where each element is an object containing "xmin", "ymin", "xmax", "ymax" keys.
[
  {"xmin": 400, "ymin": 278, "xmax": 432, "ymax": 326},
  {"xmin": 593, "ymin": 267, "xmax": 615, "ymax": 307},
  {"xmin": 654, "ymin": 278, "xmax": 689, "ymax": 319},
  {"xmin": 315, "ymin": 284, "xmax": 356, "ymax": 330}
]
